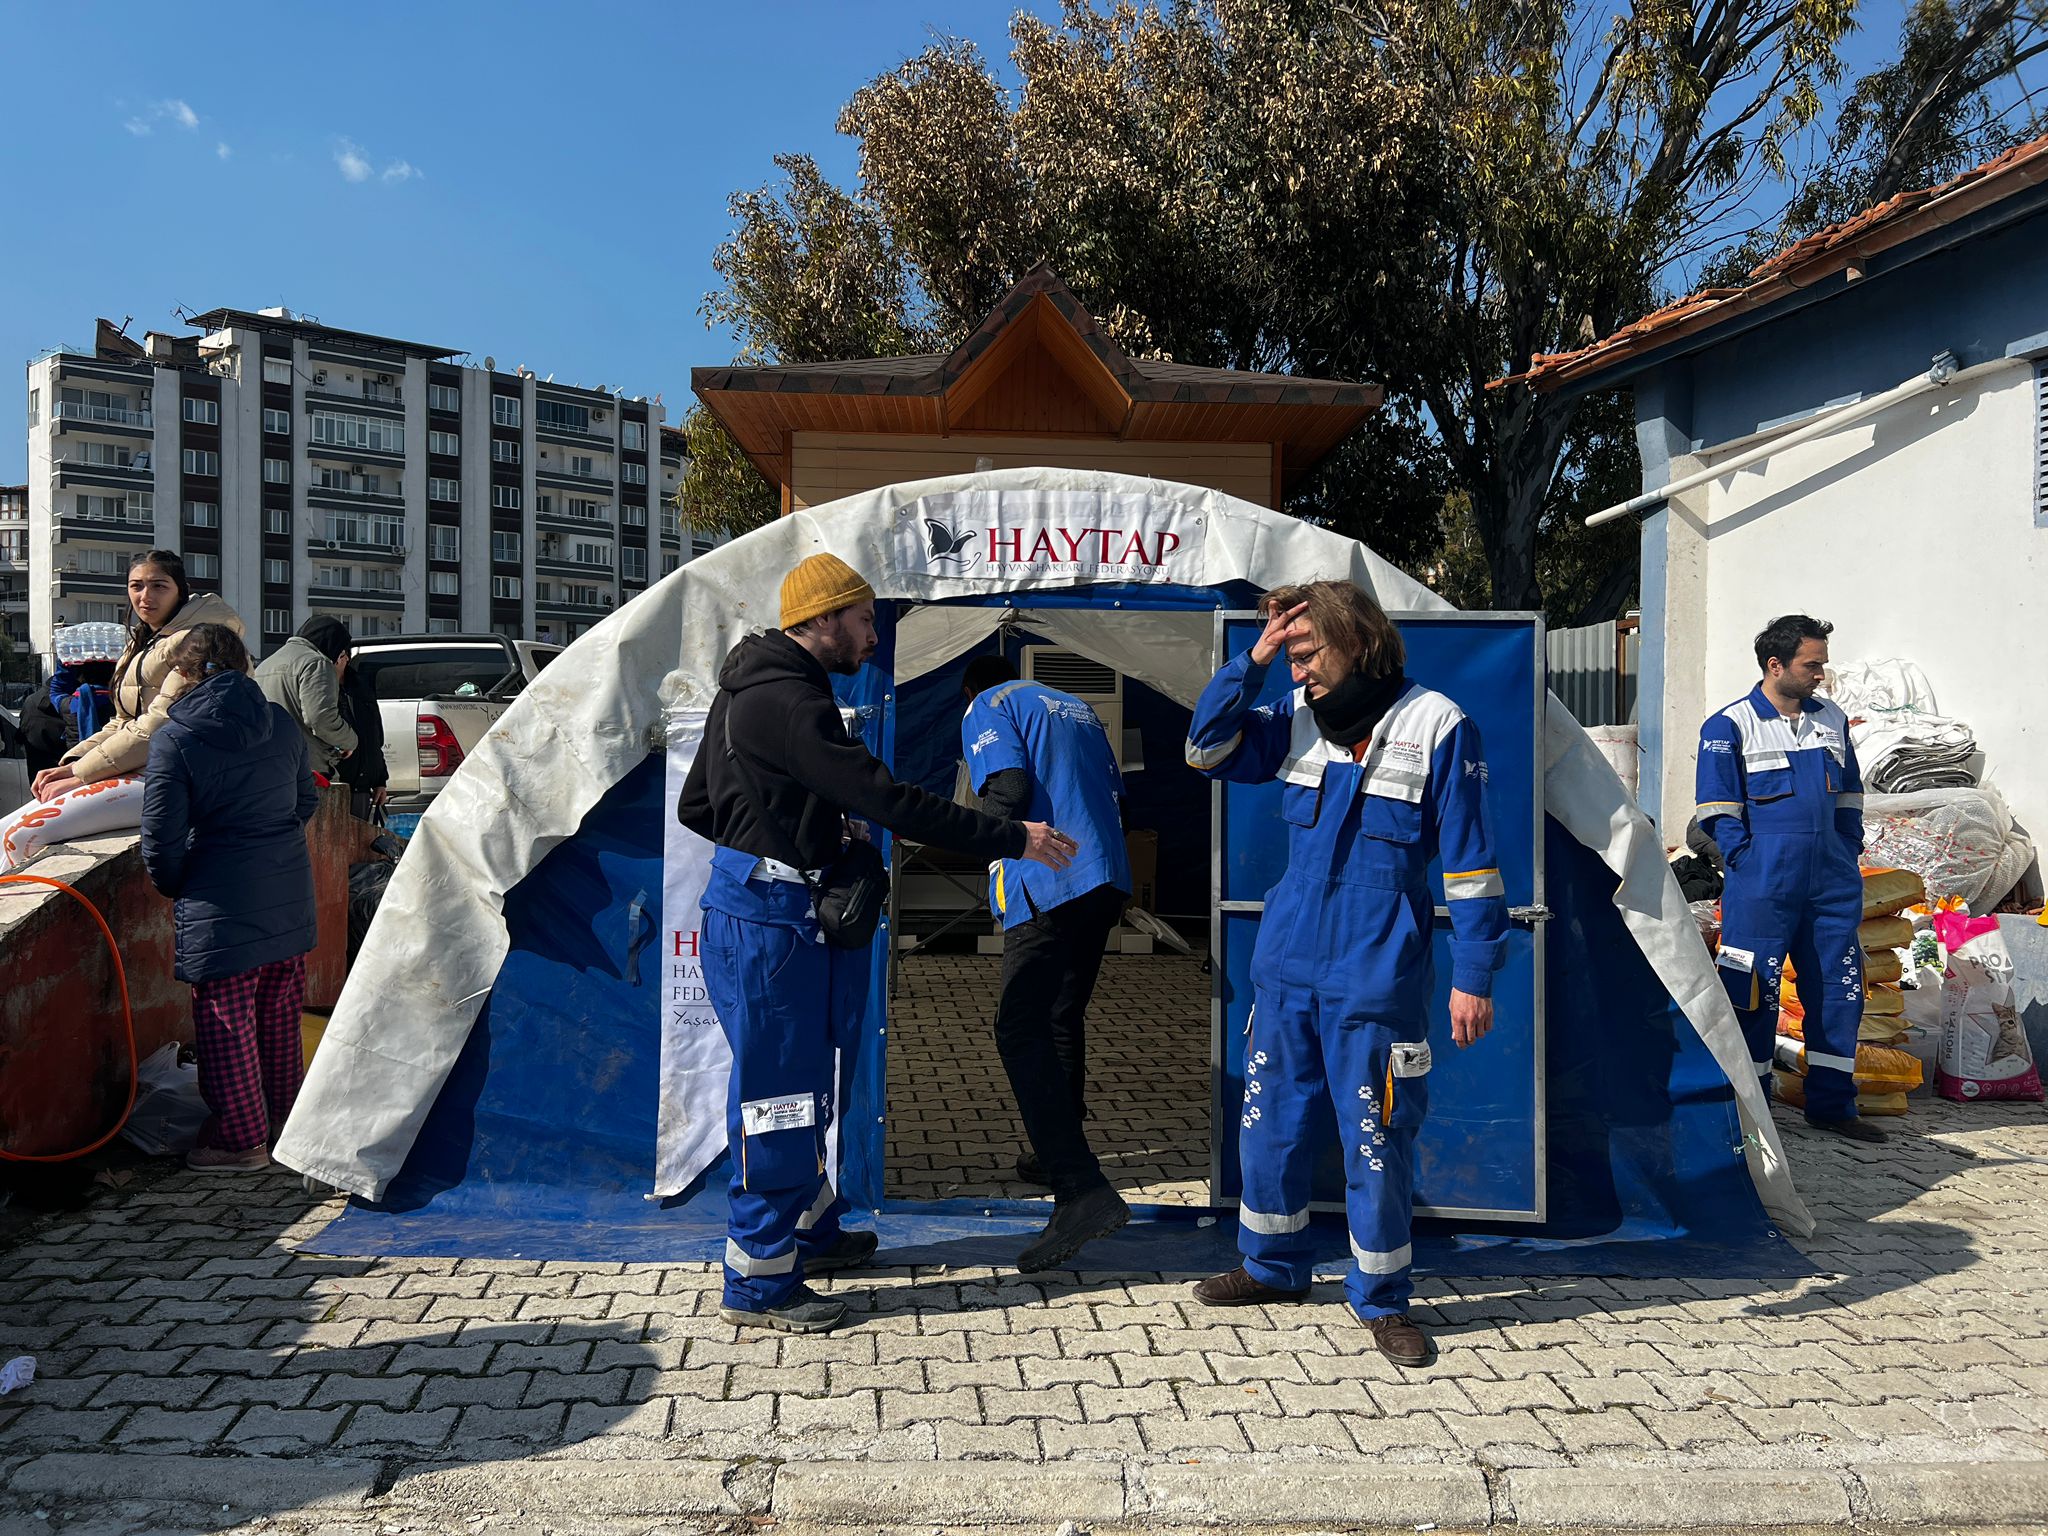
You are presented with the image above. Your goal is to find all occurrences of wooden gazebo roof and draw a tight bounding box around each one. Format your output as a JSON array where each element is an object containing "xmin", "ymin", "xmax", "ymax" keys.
[{"xmin": 692, "ymin": 264, "xmax": 1382, "ymax": 494}]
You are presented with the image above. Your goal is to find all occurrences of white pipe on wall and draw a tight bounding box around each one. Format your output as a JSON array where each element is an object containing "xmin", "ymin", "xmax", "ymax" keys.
[{"xmin": 1584, "ymin": 352, "xmax": 1960, "ymax": 528}]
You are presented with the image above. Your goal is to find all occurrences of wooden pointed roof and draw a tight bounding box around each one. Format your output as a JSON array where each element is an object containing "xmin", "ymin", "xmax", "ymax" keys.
[{"xmin": 692, "ymin": 264, "xmax": 1381, "ymax": 493}]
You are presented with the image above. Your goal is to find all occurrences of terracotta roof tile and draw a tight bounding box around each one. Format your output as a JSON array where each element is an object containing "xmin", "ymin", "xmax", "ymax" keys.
[{"xmin": 1496, "ymin": 132, "xmax": 2048, "ymax": 393}]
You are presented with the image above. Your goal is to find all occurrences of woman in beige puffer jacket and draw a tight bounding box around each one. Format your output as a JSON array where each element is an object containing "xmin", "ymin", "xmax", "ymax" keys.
[{"xmin": 4, "ymin": 551, "xmax": 247, "ymax": 868}]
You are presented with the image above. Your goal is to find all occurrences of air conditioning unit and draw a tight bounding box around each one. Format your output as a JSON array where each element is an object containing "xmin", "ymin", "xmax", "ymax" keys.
[
  {"xmin": 313, "ymin": 370, "xmax": 328, "ymax": 385},
  {"xmin": 1021, "ymin": 646, "xmax": 1130, "ymax": 770},
  {"xmin": 350, "ymin": 464, "xmax": 365, "ymax": 474},
  {"xmin": 592, "ymin": 408, "xmax": 607, "ymax": 422},
  {"xmin": 325, "ymin": 540, "xmax": 341, "ymax": 552},
  {"xmin": 378, "ymin": 373, "xmax": 393, "ymax": 384}
]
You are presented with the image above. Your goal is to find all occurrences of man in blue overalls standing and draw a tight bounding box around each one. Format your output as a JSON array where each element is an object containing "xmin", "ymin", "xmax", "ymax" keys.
[
  {"xmin": 1184, "ymin": 581, "xmax": 1507, "ymax": 1366},
  {"xmin": 960, "ymin": 653, "xmax": 1133, "ymax": 1272},
  {"xmin": 677, "ymin": 554, "xmax": 1078, "ymax": 1333},
  {"xmin": 1696, "ymin": 614, "xmax": 1880, "ymax": 1142}
]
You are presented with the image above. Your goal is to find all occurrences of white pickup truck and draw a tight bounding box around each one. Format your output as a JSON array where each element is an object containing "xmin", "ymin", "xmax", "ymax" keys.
[{"xmin": 349, "ymin": 634, "xmax": 561, "ymax": 832}]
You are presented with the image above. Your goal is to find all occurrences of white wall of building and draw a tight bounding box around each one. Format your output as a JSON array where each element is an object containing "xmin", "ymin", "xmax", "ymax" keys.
[{"xmin": 1667, "ymin": 357, "xmax": 2047, "ymax": 844}]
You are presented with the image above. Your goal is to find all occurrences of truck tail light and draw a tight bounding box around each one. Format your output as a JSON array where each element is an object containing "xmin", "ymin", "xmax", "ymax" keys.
[{"xmin": 418, "ymin": 714, "xmax": 465, "ymax": 779}]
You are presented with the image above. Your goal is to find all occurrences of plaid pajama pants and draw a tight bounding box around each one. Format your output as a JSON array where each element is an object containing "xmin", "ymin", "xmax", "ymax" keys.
[{"xmin": 190, "ymin": 954, "xmax": 308, "ymax": 1153}]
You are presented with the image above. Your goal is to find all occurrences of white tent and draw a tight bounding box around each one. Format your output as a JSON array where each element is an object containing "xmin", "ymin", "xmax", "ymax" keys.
[{"xmin": 276, "ymin": 468, "xmax": 1810, "ymax": 1237}]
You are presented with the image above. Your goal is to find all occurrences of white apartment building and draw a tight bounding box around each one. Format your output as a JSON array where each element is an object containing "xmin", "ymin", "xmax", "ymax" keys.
[{"xmin": 22, "ymin": 309, "xmax": 685, "ymax": 670}]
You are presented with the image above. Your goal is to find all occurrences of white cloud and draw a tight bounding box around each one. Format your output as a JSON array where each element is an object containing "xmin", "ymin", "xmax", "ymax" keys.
[
  {"xmin": 381, "ymin": 159, "xmax": 421, "ymax": 184},
  {"xmin": 335, "ymin": 138, "xmax": 372, "ymax": 183},
  {"xmin": 125, "ymin": 117, "xmax": 152, "ymax": 137},
  {"xmin": 216, "ymin": 142, "xmax": 232, "ymax": 161},
  {"xmin": 123, "ymin": 98, "xmax": 202, "ymax": 137},
  {"xmin": 166, "ymin": 99, "xmax": 198, "ymax": 130}
]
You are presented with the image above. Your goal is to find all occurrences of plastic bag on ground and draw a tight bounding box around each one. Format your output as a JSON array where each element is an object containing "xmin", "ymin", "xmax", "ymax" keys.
[
  {"xmin": 1932, "ymin": 911, "xmax": 2044, "ymax": 1102},
  {"xmin": 1864, "ymin": 790, "xmax": 2034, "ymax": 914},
  {"xmin": 119, "ymin": 1042, "xmax": 208, "ymax": 1157}
]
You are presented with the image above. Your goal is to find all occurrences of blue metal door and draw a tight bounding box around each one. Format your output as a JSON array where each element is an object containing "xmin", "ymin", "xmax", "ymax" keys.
[{"xmin": 1210, "ymin": 611, "xmax": 1547, "ymax": 1221}]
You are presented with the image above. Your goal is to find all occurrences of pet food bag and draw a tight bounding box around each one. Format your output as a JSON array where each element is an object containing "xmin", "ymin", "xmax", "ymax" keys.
[{"xmin": 1931, "ymin": 911, "xmax": 2044, "ymax": 1102}]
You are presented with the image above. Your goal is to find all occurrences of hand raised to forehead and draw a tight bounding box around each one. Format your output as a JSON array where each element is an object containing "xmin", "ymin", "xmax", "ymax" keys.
[{"xmin": 1250, "ymin": 601, "xmax": 1310, "ymax": 666}]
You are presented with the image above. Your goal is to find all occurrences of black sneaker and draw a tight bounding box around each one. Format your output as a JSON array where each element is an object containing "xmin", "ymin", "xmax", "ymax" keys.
[
  {"xmin": 1013, "ymin": 1149, "xmax": 1050, "ymax": 1187},
  {"xmin": 1808, "ymin": 1115, "xmax": 1889, "ymax": 1144},
  {"xmin": 1016, "ymin": 1184, "xmax": 1130, "ymax": 1273},
  {"xmin": 718, "ymin": 1285, "xmax": 848, "ymax": 1334},
  {"xmin": 805, "ymin": 1229, "xmax": 879, "ymax": 1275}
]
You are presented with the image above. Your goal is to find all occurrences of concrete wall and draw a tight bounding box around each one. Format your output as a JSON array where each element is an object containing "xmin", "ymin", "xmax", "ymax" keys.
[
  {"xmin": 789, "ymin": 432, "xmax": 1275, "ymax": 511},
  {"xmin": 1655, "ymin": 357, "xmax": 2047, "ymax": 846}
]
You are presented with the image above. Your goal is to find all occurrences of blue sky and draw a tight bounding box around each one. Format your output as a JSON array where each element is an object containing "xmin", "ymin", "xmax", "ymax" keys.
[{"xmin": 0, "ymin": 2, "xmax": 1914, "ymax": 483}]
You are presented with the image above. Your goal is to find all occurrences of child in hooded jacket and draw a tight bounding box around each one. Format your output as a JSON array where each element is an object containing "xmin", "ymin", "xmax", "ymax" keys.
[{"xmin": 140, "ymin": 624, "xmax": 320, "ymax": 1171}]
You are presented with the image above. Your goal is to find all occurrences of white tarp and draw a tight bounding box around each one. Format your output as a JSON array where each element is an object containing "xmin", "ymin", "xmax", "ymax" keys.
[{"xmin": 274, "ymin": 466, "xmax": 1808, "ymax": 1237}]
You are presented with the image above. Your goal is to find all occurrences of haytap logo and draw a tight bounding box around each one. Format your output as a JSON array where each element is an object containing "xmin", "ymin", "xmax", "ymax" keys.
[{"xmin": 923, "ymin": 518, "xmax": 978, "ymax": 568}]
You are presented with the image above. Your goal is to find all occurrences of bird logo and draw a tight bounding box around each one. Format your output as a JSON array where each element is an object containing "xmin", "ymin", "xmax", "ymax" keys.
[{"xmin": 923, "ymin": 519, "xmax": 977, "ymax": 567}]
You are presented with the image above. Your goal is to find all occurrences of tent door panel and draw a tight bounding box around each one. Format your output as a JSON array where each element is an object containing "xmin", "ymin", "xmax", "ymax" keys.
[{"xmin": 1209, "ymin": 611, "xmax": 1546, "ymax": 1222}]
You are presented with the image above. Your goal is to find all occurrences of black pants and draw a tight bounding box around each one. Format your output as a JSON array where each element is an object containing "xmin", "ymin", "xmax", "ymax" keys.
[{"xmin": 993, "ymin": 882, "xmax": 1125, "ymax": 1201}]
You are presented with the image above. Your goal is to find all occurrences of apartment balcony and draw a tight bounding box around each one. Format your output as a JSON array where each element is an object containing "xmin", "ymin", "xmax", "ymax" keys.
[
  {"xmin": 534, "ymin": 555, "xmax": 615, "ymax": 577},
  {"xmin": 534, "ymin": 417, "xmax": 612, "ymax": 447},
  {"xmin": 58, "ymin": 513, "xmax": 157, "ymax": 540},
  {"xmin": 305, "ymin": 530, "xmax": 407, "ymax": 565},
  {"xmin": 305, "ymin": 580, "xmax": 404, "ymax": 610},
  {"xmin": 51, "ymin": 401, "xmax": 153, "ymax": 434},
  {"xmin": 50, "ymin": 572, "xmax": 131, "ymax": 597},
  {"xmin": 306, "ymin": 378, "xmax": 404, "ymax": 410},
  {"xmin": 535, "ymin": 507, "xmax": 615, "ymax": 535},
  {"xmin": 306, "ymin": 480, "xmax": 404, "ymax": 512}
]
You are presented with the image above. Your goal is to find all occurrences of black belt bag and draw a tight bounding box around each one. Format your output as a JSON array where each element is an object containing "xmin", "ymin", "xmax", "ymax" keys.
[{"xmin": 723, "ymin": 715, "xmax": 887, "ymax": 949}]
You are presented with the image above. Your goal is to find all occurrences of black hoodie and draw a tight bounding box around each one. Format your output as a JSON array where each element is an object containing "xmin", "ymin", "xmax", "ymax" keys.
[{"xmin": 677, "ymin": 628, "xmax": 1025, "ymax": 867}]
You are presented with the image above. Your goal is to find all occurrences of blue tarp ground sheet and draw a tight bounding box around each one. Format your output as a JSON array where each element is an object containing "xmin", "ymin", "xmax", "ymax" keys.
[{"xmin": 308, "ymin": 752, "xmax": 1813, "ymax": 1281}]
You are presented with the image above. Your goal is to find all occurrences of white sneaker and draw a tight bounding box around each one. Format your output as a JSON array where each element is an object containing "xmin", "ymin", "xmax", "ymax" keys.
[{"xmin": 185, "ymin": 1144, "xmax": 270, "ymax": 1173}]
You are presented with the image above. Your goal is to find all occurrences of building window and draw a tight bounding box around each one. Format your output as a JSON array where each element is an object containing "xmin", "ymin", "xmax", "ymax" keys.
[
  {"xmin": 428, "ymin": 524, "xmax": 460, "ymax": 562},
  {"xmin": 621, "ymin": 462, "xmax": 648, "ymax": 485},
  {"xmin": 568, "ymin": 498, "xmax": 606, "ymax": 521},
  {"xmin": 182, "ymin": 448, "xmax": 219, "ymax": 477},
  {"xmin": 492, "ymin": 395, "xmax": 521, "ymax": 428},
  {"xmin": 569, "ymin": 454, "xmax": 596, "ymax": 477},
  {"xmin": 622, "ymin": 546, "xmax": 647, "ymax": 582},
  {"xmin": 264, "ymin": 558, "xmax": 291, "ymax": 584},
  {"xmin": 26, "ymin": 388, "xmax": 38, "ymax": 427},
  {"xmin": 622, "ymin": 421, "xmax": 646, "ymax": 451},
  {"xmin": 491, "ymin": 574, "xmax": 522, "ymax": 599},
  {"xmin": 429, "ymin": 477, "xmax": 461, "ymax": 503},
  {"xmin": 310, "ymin": 410, "xmax": 404, "ymax": 454},
  {"xmin": 491, "ymin": 530, "xmax": 521, "ymax": 564},
  {"xmin": 492, "ymin": 484, "xmax": 522, "ymax": 510},
  {"xmin": 263, "ymin": 358, "xmax": 294, "ymax": 385},
  {"xmin": 74, "ymin": 600, "xmax": 127, "ymax": 623},
  {"xmin": 77, "ymin": 442, "xmax": 133, "ymax": 468},
  {"xmin": 263, "ymin": 408, "xmax": 291, "ymax": 436},
  {"xmin": 427, "ymin": 617, "xmax": 460, "ymax": 634},
  {"xmin": 429, "ymin": 570, "xmax": 460, "ymax": 596},
  {"xmin": 263, "ymin": 458, "xmax": 291, "ymax": 485},
  {"xmin": 320, "ymin": 512, "xmax": 405, "ymax": 548},
  {"xmin": 185, "ymin": 500, "xmax": 220, "ymax": 528},
  {"xmin": 621, "ymin": 503, "xmax": 647, "ymax": 528},
  {"xmin": 187, "ymin": 552, "xmax": 220, "ymax": 581},
  {"xmin": 535, "ymin": 399, "xmax": 589, "ymax": 434},
  {"xmin": 77, "ymin": 548, "xmax": 137, "ymax": 576},
  {"xmin": 264, "ymin": 507, "xmax": 291, "ymax": 534},
  {"xmin": 492, "ymin": 439, "xmax": 520, "ymax": 464},
  {"xmin": 264, "ymin": 608, "xmax": 292, "ymax": 636},
  {"xmin": 75, "ymin": 492, "xmax": 152, "ymax": 525},
  {"xmin": 661, "ymin": 552, "xmax": 682, "ymax": 576},
  {"xmin": 429, "ymin": 429, "xmax": 459, "ymax": 456},
  {"xmin": 429, "ymin": 383, "xmax": 461, "ymax": 412},
  {"xmin": 572, "ymin": 540, "xmax": 611, "ymax": 567},
  {"xmin": 183, "ymin": 397, "xmax": 220, "ymax": 425}
]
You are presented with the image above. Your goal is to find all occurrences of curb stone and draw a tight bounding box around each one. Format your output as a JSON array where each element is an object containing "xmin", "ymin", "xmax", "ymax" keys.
[
  {"xmin": 1507, "ymin": 1467, "xmax": 1851, "ymax": 1527},
  {"xmin": 772, "ymin": 1462, "xmax": 1127, "ymax": 1525},
  {"xmin": 1139, "ymin": 1462, "xmax": 1492, "ymax": 1527},
  {"xmin": 385, "ymin": 1458, "xmax": 752, "ymax": 1516},
  {"xmin": 1854, "ymin": 1460, "xmax": 2048, "ymax": 1526},
  {"xmin": 6, "ymin": 1452, "xmax": 379, "ymax": 1512}
]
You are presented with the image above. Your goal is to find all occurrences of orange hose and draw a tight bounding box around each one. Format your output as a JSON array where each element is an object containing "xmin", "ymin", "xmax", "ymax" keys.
[{"xmin": 0, "ymin": 872, "xmax": 140, "ymax": 1162}]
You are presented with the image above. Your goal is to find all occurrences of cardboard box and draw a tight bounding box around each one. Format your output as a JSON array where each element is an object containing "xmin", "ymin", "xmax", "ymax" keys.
[{"xmin": 1125, "ymin": 828, "xmax": 1158, "ymax": 912}]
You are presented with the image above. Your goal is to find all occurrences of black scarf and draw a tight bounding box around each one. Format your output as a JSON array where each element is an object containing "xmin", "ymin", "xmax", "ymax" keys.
[{"xmin": 1305, "ymin": 668, "xmax": 1408, "ymax": 752}]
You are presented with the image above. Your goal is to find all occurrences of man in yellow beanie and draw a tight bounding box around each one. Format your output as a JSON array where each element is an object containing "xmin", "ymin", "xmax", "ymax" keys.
[{"xmin": 678, "ymin": 551, "xmax": 1078, "ymax": 1333}]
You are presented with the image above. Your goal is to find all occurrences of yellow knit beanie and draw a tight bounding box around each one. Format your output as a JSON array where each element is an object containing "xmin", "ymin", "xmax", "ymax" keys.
[{"xmin": 780, "ymin": 553, "xmax": 875, "ymax": 630}]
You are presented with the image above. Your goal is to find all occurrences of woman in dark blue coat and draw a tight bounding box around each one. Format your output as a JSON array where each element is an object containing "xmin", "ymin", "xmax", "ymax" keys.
[{"xmin": 141, "ymin": 624, "xmax": 320, "ymax": 1172}]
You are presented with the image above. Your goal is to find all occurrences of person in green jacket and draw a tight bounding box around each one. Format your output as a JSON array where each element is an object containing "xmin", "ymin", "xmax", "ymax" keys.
[{"xmin": 254, "ymin": 616, "xmax": 356, "ymax": 779}]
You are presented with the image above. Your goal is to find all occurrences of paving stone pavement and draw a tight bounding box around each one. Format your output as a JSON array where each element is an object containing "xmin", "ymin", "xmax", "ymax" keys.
[
  {"xmin": 5, "ymin": 1052, "xmax": 2048, "ymax": 1529},
  {"xmin": 888, "ymin": 952, "xmax": 1210, "ymax": 1206}
]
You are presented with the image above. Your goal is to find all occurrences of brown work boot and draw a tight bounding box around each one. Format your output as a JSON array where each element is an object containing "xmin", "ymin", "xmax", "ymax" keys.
[
  {"xmin": 1191, "ymin": 1266, "xmax": 1310, "ymax": 1306},
  {"xmin": 1366, "ymin": 1312, "xmax": 1430, "ymax": 1366}
]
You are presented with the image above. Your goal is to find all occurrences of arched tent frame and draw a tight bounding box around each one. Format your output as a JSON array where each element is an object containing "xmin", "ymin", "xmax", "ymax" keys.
[{"xmin": 276, "ymin": 468, "xmax": 1812, "ymax": 1241}]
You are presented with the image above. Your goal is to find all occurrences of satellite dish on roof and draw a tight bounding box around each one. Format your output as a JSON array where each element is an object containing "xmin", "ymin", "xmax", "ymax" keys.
[{"xmin": 483, "ymin": 356, "xmax": 496, "ymax": 371}]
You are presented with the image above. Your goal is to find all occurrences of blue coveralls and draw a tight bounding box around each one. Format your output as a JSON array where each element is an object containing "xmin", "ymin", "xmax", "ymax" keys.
[
  {"xmin": 700, "ymin": 846, "xmax": 872, "ymax": 1311},
  {"xmin": 1696, "ymin": 687, "xmax": 1866, "ymax": 1121},
  {"xmin": 962, "ymin": 679, "xmax": 1131, "ymax": 926},
  {"xmin": 1187, "ymin": 651, "xmax": 1509, "ymax": 1318}
]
